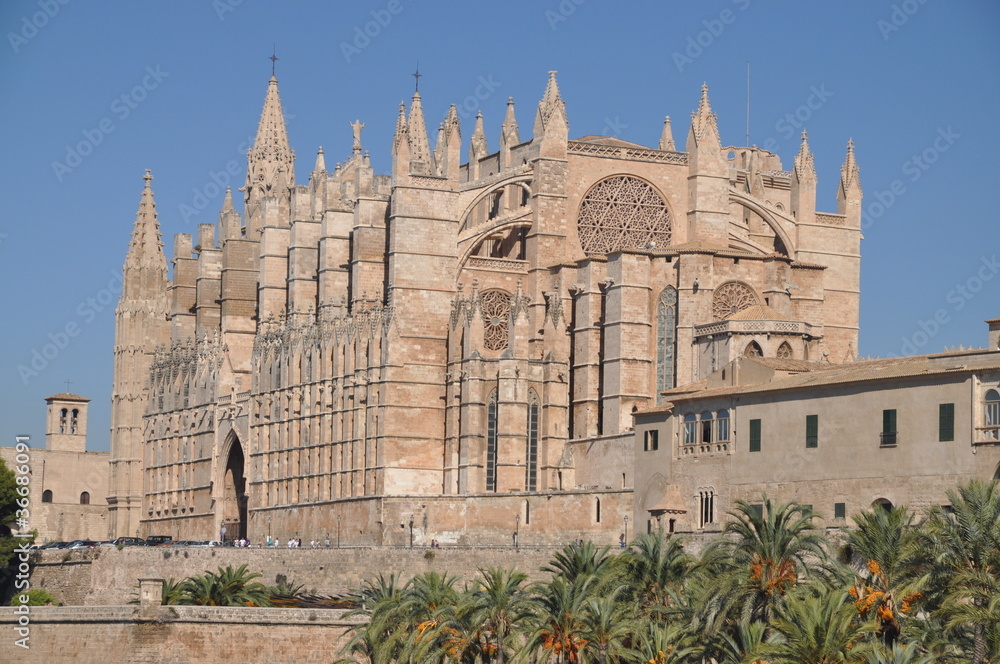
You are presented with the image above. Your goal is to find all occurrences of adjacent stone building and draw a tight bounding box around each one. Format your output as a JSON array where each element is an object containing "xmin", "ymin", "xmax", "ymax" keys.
[
  {"xmin": 108, "ymin": 70, "xmax": 863, "ymax": 545},
  {"xmin": 633, "ymin": 333, "xmax": 1000, "ymax": 534},
  {"xmin": 1, "ymin": 394, "xmax": 109, "ymax": 542}
]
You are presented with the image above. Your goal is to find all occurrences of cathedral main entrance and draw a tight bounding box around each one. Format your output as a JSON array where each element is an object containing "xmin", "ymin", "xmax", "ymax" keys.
[{"xmin": 221, "ymin": 434, "xmax": 248, "ymax": 542}]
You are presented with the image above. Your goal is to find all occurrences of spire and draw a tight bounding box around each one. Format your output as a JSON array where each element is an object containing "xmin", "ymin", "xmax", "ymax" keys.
[
  {"xmin": 841, "ymin": 138, "xmax": 861, "ymax": 191},
  {"xmin": 501, "ymin": 97, "xmax": 520, "ymax": 146},
  {"xmin": 243, "ymin": 74, "xmax": 295, "ymax": 233},
  {"xmin": 434, "ymin": 122, "xmax": 447, "ymax": 174},
  {"xmin": 221, "ymin": 186, "xmax": 236, "ymax": 213},
  {"xmin": 794, "ymin": 130, "xmax": 816, "ymax": 182},
  {"xmin": 125, "ymin": 170, "xmax": 167, "ymax": 277},
  {"xmin": 393, "ymin": 101, "xmax": 408, "ymax": 147},
  {"xmin": 471, "ymin": 111, "xmax": 488, "ymax": 156},
  {"xmin": 218, "ymin": 186, "xmax": 242, "ymax": 240},
  {"xmin": 658, "ymin": 116, "xmax": 675, "ymax": 151},
  {"xmin": 533, "ymin": 70, "xmax": 568, "ymax": 138},
  {"xmin": 689, "ymin": 82, "xmax": 720, "ymax": 145},
  {"xmin": 313, "ymin": 146, "xmax": 326, "ymax": 174},
  {"xmin": 407, "ymin": 91, "xmax": 431, "ymax": 173}
]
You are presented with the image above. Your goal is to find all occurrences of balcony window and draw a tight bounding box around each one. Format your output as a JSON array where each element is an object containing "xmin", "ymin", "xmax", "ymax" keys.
[{"xmin": 880, "ymin": 409, "xmax": 897, "ymax": 446}]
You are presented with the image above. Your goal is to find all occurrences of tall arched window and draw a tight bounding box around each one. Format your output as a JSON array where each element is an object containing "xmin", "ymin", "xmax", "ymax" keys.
[
  {"xmin": 716, "ymin": 410, "xmax": 730, "ymax": 442},
  {"xmin": 986, "ymin": 389, "xmax": 999, "ymax": 427},
  {"xmin": 656, "ymin": 287, "xmax": 678, "ymax": 402},
  {"xmin": 525, "ymin": 390, "xmax": 539, "ymax": 491},
  {"xmin": 59, "ymin": 408, "xmax": 67, "ymax": 434},
  {"xmin": 486, "ymin": 389, "xmax": 499, "ymax": 492},
  {"xmin": 700, "ymin": 412, "xmax": 714, "ymax": 444},
  {"xmin": 80, "ymin": 492, "xmax": 90, "ymax": 505},
  {"xmin": 683, "ymin": 414, "xmax": 697, "ymax": 445},
  {"xmin": 70, "ymin": 408, "xmax": 79, "ymax": 433},
  {"xmin": 42, "ymin": 490, "xmax": 52, "ymax": 503}
]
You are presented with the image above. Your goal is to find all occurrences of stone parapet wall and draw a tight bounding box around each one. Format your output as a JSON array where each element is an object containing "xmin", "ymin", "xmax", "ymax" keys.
[
  {"xmin": 31, "ymin": 545, "xmax": 571, "ymax": 606},
  {"xmin": 0, "ymin": 604, "xmax": 357, "ymax": 664}
]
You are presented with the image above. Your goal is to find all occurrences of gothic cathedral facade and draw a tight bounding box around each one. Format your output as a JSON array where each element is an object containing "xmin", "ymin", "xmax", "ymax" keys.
[{"xmin": 107, "ymin": 72, "xmax": 862, "ymax": 545}]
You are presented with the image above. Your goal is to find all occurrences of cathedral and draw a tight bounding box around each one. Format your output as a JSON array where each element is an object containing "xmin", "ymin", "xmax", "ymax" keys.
[{"xmin": 106, "ymin": 71, "xmax": 862, "ymax": 545}]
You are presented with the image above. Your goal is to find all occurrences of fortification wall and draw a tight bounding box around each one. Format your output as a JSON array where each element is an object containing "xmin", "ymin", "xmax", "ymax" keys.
[
  {"xmin": 30, "ymin": 545, "xmax": 566, "ymax": 606},
  {"xmin": 0, "ymin": 605, "xmax": 357, "ymax": 664}
]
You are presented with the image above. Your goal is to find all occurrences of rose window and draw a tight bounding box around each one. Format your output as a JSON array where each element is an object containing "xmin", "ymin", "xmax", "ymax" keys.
[
  {"xmin": 480, "ymin": 290, "xmax": 512, "ymax": 351},
  {"xmin": 577, "ymin": 175, "xmax": 672, "ymax": 255},
  {"xmin": 712, "ymin": 282, "xmax": 758, "ymax": 321}
]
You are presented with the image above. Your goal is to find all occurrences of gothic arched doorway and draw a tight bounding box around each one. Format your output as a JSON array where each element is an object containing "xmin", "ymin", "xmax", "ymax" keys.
[{"xmin": 221, "ymin": 434, "xmax": 248, "ymax": 542}]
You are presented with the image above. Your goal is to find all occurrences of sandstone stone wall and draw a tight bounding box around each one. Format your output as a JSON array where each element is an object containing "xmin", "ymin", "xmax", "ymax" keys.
[
  {"xmin": 30, "ymin": 545, "xmax": 571, "ymax": 606},
  {"xmin": 0, "ymin": 605, "xmax": 358, "ymax": 664}
]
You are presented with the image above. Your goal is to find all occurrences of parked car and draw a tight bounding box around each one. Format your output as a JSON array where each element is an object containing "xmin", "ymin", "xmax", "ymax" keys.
[
  {"xmin": 66, "ymin": 540, "xmax": 99, "ymax": 549},
  {"xmin": 145, "ymin": 535, "xmax": 173, "ymax": 547},
  {"xmin": 111, "ymin": 537, "xmax": 146, "ymax": 547}
]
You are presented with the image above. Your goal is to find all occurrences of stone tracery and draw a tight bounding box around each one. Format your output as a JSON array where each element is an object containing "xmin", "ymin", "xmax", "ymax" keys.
[
  {"xmin": 480, "ymin": 289, "xmax": 512, "ymax": 351},
  {"xmin": 711, "ymin": 282, "xmax": 758, "ymax": 321},
  {"xmin": 577, "ymin": 175, "xmax": 672, "ymax": 255}
]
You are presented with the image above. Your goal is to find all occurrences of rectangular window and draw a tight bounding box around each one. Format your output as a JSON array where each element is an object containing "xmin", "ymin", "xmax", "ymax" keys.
[
  {"xmin": 643, "ymin": 429, "xmax": 659, "ymax": 452},
  {"xmin": 806, "ymin": 414, "xmax": 819, "ymax": 448},
  {"xmin": 716, "ymin": 413, "xmax": 730, "ymax": 442},
  {"xmin": 939, "ymin": 403, "xmax": 954, "ymax": 442},
  {"xmin": 749, "ymin": 503, "xmax": 763, "ymax": 519},
  {"xmin": 881, "ymin": 409, "xmax": 897, "ymax": 446},
  {"xmin": 749, "ymin": 418, "xmax": 761, "ymax": 452},
  {"xmin": 834, "ymin": 502, "xmax": 846, "ymax": 519}
]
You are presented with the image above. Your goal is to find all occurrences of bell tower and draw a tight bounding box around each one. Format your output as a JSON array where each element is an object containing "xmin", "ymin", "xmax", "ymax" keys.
[{"xmin": 45, "ymin": 392, "xmax": 90, "ymax": 452}]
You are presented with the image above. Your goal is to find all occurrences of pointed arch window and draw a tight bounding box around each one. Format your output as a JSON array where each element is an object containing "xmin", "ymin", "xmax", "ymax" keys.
[
  {"xmin": 776, "ymin": 341, "xmax": 793, "ymax": 359},
  {"xmin": 744, "ymin": 341, "xmax": 763, "ymax": 358},
  {"xmin": 486, "ymin": 389, "xmax": 499, "ymax": 492},
  {"xmin": 526, "ymin": 390, "xmax": 539, "ymax": 491},
  {"xmin": 656, "ymin": 287, "xmax": 678, "ymax": 402}
]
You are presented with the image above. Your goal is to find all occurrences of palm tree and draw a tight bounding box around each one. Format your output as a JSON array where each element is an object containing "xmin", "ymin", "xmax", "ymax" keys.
[
  {"xmin": 618, "ymin": 531, "xmax": 692, "ymax": 613},
  {"xmin": 160, "ymin": 577, "xmax": 188, "ymax": 605},
  {"xmin": 845, "ymin": 505, "xmax": 927, "ymax": 646},
  {"xmin": 925, "ymin": 478, "xmax": 1000, "ymax": 664},
  {"xmin": 467, "ymin": 567, "xmax": 533, "ymax": 664},
  {"xmin": 578, "ymin": 590, "xmax": 641, "ymax": 664},
  {"xmin": 522, "ymin": 575, "xmax": 596, "ymax": 664},
  {"xmin": 864, "ymin": 642, "xmax": 939, "ymax": 664},
  {"xmin": 542, "ymin": 540, "xmax": 616, "ymax": 585},
  {"xmin": 695, "ymin": 497, "xmax": 830, "ymax": 636},
  {"xmin": 635, "ymin": 621, "xmax": 697, "ymax": 664},
  {"xmin": 339, "ymin": 573, "xmax": 407, "ymax": 664},
  {"xmin": 761, "ymin": 584, "xmax": 874, "ymax": 664},
  {"xmin": 181, "ymin": 564, "xmax": 272, "ymax": 607}
]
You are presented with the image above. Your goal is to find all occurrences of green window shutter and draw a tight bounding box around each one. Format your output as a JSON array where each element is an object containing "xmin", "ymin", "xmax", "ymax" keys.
[
  {"xmin": 882, "ymin": 409, "xmax": 896, "ymax": 434},
  {"xmin": 834, "ymin": 502, "xmax": 846, "ymax": 519},
  {"xmin": 806, "ymin": 414, "xmax": 819, "ymax": 448},
  {"xmin": 749, "ymin": 419, "xmax": 761, "ymax": 452},
  {"xmin": 939, "ymin": 403, "xmax": 954, "ymax": 442}
]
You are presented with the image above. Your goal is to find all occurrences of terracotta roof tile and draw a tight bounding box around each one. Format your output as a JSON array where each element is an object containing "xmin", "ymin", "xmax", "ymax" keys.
[{"xmin": 44, "ymin": 393, "xmax": 91, "ymax": 402}]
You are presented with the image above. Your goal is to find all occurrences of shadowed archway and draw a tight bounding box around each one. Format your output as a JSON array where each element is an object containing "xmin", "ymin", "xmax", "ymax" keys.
[{"xmin": 221, "ymin": 434, "xmax": 248, "ymax": 542}]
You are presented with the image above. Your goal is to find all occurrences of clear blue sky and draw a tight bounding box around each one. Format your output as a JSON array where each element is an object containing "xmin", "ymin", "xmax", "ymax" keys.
[{"xmin": 1, "ymin": 1, "xmax": 998, "ymax": 452}]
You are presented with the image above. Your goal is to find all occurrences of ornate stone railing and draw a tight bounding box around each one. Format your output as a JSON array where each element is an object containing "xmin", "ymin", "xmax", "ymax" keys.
[
  {"xmin": 815, "ymin": 212, "xmax": 847, "ymax": 226},
  {"xmin": 693, "ymin": 319, "xmax": 815, "ymax": 338},
  {"xmin": 460, "ymin": 163, "xmax": 533, "ymax": 192},
  {"xmin": 975, "ymin": 426, "xmax": 999, "ymax": 444},
  {"xmin": 760, "ymin": 169, "xmax": 792, "ymax": 179},
  {"xmin": 680, "ymin": 441, "xmax": 730, "ymax": 456},
  {"xmin": 466, "ymin": 257, "xmax": 530, "ymax": 273},
  {"xmin": 567, "ymin": 140, "xmax": 689, "ymax": 165}
]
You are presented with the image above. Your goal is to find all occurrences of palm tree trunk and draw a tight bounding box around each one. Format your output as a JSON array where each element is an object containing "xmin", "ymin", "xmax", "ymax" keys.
[{"xmin": 974, "ymin": 622, "xmax": 985, "ymax": 664}]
